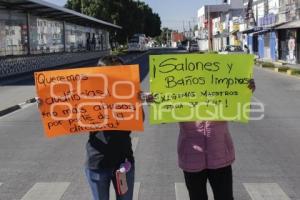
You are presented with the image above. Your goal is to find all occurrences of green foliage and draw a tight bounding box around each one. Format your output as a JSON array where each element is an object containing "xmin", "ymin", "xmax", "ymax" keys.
[
  {"xmin": 277, "ymin": 66, "xmax": 290, "ymax": 72},
  {"xmin": 65, "ymin": 0, "xmax": 161, "ymax": 44},
  {"xmin": 292, "ymin": 69, "xmax": 300, "ymax": 75}
]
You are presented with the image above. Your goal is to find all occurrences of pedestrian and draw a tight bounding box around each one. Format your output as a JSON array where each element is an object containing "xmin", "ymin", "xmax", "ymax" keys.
[
  {"xmin": 87, "ymin": 33, "xmax": 91, "ymax": 51},
  {"xmin": 244, "ymin": 45, "xmax": 250, "ymax": 54},
  {"xmin": 85, "ymin": 55, "xmax": 137, "ymax": 200},
  {"xmin": 91, "ymin": 33, "xmax": 96, "ymax": 51},
  {"xmin": 144, "ymin": 80, "xmax": 255, "ymax": 200},
  {"xmin": 180, "ymin": 80, "xmax": 255, "ymax": 200}
]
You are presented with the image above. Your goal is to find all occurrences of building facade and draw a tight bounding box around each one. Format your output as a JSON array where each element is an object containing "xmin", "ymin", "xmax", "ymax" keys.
[
  {"xmin": 197, "ymin": 4, "xmax": 230, "ymax": 51},
  {"xmin": 243, "ymin": 0, "xmax": 300, "ymax": 64},
  {"xmin": 0, "ymin": 0, "xmax": 120, "ymax": 77},
  {"xmin": 171, "ymin": 31, "xmax": 185, "ymax": 47},
  {"xmin": 0, "ymin": 9, "xmax": 112, "ymax": 57},
  {"xmin": 197, "ymin": 0, "xmax": 244, "ymax": 51}
]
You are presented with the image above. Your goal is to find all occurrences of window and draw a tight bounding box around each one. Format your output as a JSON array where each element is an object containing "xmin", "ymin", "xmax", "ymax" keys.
[{"xmin": 0, "ymin": 11, "xmax": 28, "ymax": 56}]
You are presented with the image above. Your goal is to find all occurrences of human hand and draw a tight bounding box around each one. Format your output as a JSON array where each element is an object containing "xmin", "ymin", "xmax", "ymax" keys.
[
  {"xmin": 138, "ymin": 91, "xmax": 155, "ymax": 103},
  {"xmin": 35, "ymin": 97, "xmax": 43, "ymax": 108},
  {"xmin": 120, "ymin": 161, "xmax": 132, "ymax": 173},
  {"xmin": 248, "ymin": 79, "xmax": 256, "ymax": 93}
]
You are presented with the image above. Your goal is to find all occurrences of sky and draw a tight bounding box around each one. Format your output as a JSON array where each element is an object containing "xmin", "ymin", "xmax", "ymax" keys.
[{"xmin": 46, "ymin": 0, "xmax": 220, "ymax": 31}]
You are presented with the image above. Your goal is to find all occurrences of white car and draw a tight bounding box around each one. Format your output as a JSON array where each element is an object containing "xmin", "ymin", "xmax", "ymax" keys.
[{"xmin": 219, "ymin": 45, "xmax": 246, "ymax": 54}]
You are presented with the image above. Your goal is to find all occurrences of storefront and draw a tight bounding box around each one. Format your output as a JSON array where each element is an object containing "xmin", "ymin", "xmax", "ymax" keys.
[
  {"xmin": 270, "ymin": 31, "xmax": 277, "ymax": 61},
  {"xmin": 255, "ymin": 31, "xmax": 277, "ymax": 61},
  {"xmin": 258, "ymin": 33, "xmax": 264, "ymax": 59},
  {"xmin": 276, "ymin": 20, "xmax": 300, "ymax": 64},
  {"xmin": 260, "ymin": 31, "xmax": 277, "ymax": 60}
]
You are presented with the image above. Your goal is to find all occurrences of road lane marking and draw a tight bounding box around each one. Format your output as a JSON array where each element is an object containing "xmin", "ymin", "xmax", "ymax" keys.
[
  {"xmin": 243, "ymin": 183, "xmax": 291, "ymax": 200},
  {"xmin": 0, "ymin": 182, "xmax": 2, "ymax": 187},
  {"xmin": 175, "ymin": 182, "xmax": 213, "ymax": 200},
  {"xmin": 0, "ymin": 103, "xmax": 35, "ymax": 120},
  {"xmin": 133, "ymin": 182, "xmax": 141, "ymax": 200},
  {"xmin": 20, "ymin": 182, "xmax": 70, "ymax": 200},
  {"xmin": 110, "ymin": 182, "xmax": 140, "ymax": 200},
  {"xmin": 132, "ymin": 137, "xmax": 139, "ymax": 153},
  {"xmin": 175, "ymin": 183, "xmax": 189, "ymax": 200}
]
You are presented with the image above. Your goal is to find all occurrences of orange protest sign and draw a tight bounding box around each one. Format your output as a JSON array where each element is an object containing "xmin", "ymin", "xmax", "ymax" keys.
[{"xmin": 34, "ymin": 65, "xmax": 143, "ymax": 138}]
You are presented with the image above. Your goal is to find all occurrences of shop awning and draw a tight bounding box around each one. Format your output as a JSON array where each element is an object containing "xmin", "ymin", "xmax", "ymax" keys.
[
  {"xmin": 241, "ymin": 27, "xmax": 264, "ymax": 34},
  {"xmin": 275, "ymin": 20, "xmax": 300, "ymax": 29},
  {"xmin": 252, "ymin": 29, "xmax": 271, "ymax": 35},
  {"xmin": 241, "ymin": 28, "xmax": 255, "ymax": 34},
  {"xmin": 230, "ymin": 29, "xmax": 239, "ymax": 34}
]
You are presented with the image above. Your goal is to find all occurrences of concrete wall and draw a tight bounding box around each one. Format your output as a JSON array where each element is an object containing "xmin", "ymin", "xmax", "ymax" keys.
[
  {"xmin": 0, "ymin": 50, "xmax": 110, "ymax": 78},
  {"xmin": 198, "ymin": 39, "xmax": 209, "ymax": 51}
]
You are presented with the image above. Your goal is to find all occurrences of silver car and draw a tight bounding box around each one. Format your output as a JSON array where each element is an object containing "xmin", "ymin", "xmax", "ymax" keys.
[{"xmin": 188, "ymin": 41, "xmax": 199, "ymax": 52}]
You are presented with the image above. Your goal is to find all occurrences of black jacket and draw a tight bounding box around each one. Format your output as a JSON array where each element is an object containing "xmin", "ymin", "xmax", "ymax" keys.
[{"xmin": 86, "ymin": 130, "xmax": 134, "ymax": 170}]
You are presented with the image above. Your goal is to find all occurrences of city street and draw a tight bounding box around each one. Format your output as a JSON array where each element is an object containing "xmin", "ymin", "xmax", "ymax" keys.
[{"xmin": 0, "ymin": 50, "xmax": 300, "ymax": 200}]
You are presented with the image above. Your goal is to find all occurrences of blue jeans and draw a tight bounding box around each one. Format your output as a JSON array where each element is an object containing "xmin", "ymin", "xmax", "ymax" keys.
[{"xmin": 85, "ymin": 166, "xmax": 135, "ymax": 200}]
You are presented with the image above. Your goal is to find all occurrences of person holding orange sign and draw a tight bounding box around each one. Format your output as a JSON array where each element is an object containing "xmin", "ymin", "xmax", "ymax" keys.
[
  {"xmin": 35, "ymin": 55, "xmax": 145, "ymax": 200},
  {"xmin": 85, "ymin": 56, "xmax": 137, "ymax": 200}
]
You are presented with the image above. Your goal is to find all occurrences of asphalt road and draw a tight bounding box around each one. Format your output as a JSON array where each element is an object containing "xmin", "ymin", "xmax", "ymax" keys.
[
  {"xmin": 0, "ymin": 50, "xmax": 300, "ymax": 200},
  {"xmin": 0, "ymin": 51, "xmax": 147, "ymax": 112}
]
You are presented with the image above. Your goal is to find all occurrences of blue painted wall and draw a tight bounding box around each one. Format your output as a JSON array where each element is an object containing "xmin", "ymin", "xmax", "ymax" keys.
[
  {"xmin": 270, "ymin": 31, "xmax": 277, "ymax": 61},
  {"xmin": 248, "ymin": 35, "xmax": 253, "ymax": 54},
  {"xmin": 258, "ymin": 34, "xmax": 264, "ymax": 58}
]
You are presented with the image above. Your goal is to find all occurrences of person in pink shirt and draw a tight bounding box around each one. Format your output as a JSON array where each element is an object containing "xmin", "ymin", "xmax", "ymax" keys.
[
  {"xmin": 144, "ymin": 79, "xmax": 255, "ymax": 200},
  {"xmin": 178, "ymin": 121, "xmax": 234, "ymax": 200},
  {"xmin": 177, "ymin": 79, "xmax": 255, "ymax": 200}
]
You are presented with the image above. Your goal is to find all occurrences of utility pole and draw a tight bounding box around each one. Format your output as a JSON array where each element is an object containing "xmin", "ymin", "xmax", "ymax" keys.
[
  {"xmin": 183, "ymin": 20, "xmax": 185, "ymax": 36},
  {"xmin": 166, "ymin": 30, "xmax": 169, "ymax": 47},
  {"xmin": 208, "ymin": 5, "xmax": 212, "ymax": 51},
  {"xmin": 189, "ymin": 21, "xmax": 192, "ymax": 39},
  {"xmin": 192, "ymin": 18, "xmax": 196, "ymax": 30},
  {"xmin": 81, "ymin": 0, "xmax": 84, "ymax": 14}
]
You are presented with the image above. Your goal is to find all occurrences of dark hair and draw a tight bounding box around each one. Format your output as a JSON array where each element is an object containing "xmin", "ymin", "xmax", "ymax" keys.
[{"xmin": 97, "ymin": 55, "xmax": 125, "ymax": 66}]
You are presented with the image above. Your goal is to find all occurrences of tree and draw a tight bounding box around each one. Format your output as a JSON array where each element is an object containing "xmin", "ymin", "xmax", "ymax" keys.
[{"xmin": 65, "ymin": 0, "xmax": 161, "ymax": 44}]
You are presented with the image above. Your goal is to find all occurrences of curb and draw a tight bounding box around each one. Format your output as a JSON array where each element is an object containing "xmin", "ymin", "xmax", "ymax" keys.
[
  {"xmin": 256, "ymin": 65, "xmax": 300, "ymax": 80},
  {"xmin": 0, "ymin": 98, "xmax": 36, "ymax": 117},
  {"xmin": 0, "ymin": 105, "xmax": 21, "ymax": 117}
]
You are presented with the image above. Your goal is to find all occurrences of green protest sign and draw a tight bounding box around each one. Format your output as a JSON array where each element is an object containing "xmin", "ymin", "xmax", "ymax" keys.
[{"xmin": 149, "ymin": 53, "xmax": 254, "ymax": 124}]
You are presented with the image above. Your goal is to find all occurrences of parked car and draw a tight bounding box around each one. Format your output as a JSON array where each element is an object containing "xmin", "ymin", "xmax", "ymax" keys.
[
  {"xmin": 177, "ymin": 44, "xmax": 186, "ymax": 50},
  {"xmin": 219, "ymin": 45, "xmax": 246, "ymax": 54},
  {"xmin": 128, "ymin": 34, "xmax": 148, "ymax": 52},
  {"xmin": 188, "ymin": 41, "xmax": 199, "ymax": 52}
]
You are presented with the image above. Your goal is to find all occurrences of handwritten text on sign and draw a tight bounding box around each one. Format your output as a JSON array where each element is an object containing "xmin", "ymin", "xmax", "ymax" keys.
[
  {"xmin": 35, "ymin": 65, "xmax": 143, "ymax": 138},
  {"xmin": 149, "ymin": 54, "xmax": 254, "ymax": 124}
]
